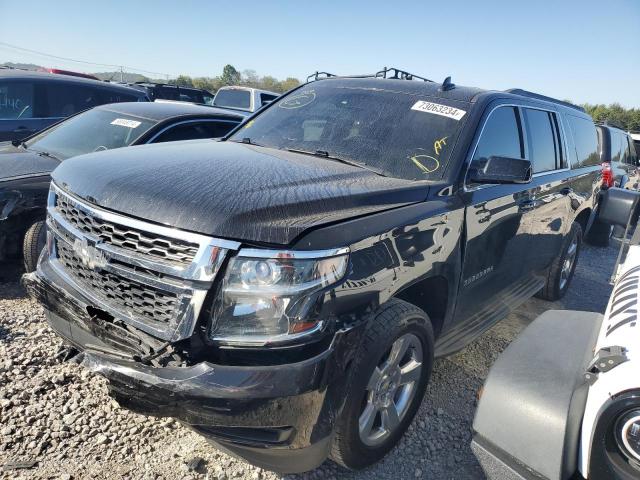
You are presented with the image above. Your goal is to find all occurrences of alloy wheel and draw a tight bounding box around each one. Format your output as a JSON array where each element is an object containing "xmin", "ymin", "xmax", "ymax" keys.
[
  {"xmin": 559, "ymin": 235, "xmax": 578, "ymax": 290},
  {"xmin": 358, "ymin": 333, "xmax": 423, "ymax": 447}
]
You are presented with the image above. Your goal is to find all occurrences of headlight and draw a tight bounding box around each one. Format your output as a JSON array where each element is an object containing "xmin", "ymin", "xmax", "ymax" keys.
[
  {"xmin": 616, "ymin": 410, "xmax": 640, "ymax": 465},
  {"xmin": 210, "ymin": 248, "xmax": 349, "ymax": 346}
]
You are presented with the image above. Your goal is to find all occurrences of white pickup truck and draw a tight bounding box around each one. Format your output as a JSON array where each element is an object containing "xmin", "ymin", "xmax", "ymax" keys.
[
  {"xmin": 472, "ymin": 187, "xmax": 640, "ymax": 480},
  {"xmin": 211, "ymin": 86, "xmax": 279, "ymax": 113}
]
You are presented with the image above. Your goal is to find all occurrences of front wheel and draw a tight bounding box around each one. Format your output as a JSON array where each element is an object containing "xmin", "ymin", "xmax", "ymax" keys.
[
  {"xmin": 330, "ymin": 299, "xmax": 434, "ymax": 470},
  {"xmin": 23, "ymin": 219, "xmax": 47, "ymax": 272},
  {"xmin": 536, "ymin": 222, "xmax": 582, "ymax": 301}
]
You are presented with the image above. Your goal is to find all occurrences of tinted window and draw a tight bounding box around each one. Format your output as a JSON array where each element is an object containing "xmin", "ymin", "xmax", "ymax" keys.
[
  {"xmin": 156, "ymin": 87, "xmax": 181, "ymax": 101},
  {"xmin": 202, "ymin": 92, "xmax": 214, "ymax": 105},
  {"xmin": 230, "ymin": 84, "xmax": 467, "ymax": 181},
  {"xmin": 26, "ymin": 108, "xmax": 155, "ymax": 160},
  {"xmin": 620, "ymin": 133, "xmax": 631, "ymax": 164},
  {"xmin": 260, "ymin": 93, "xmax": 278, "ymax": 106},
  {"xmin": 473, "ymin": 106, "xmax": 523, "ymax": 162},
  {"xmin": 178, "ymin": 90, "xmax": 205, "ymax": 104},
  {"xmin": 567, "ymin": 115, "xmax": 599, "ymax": 168},
  {"xmin": 45, "ymin": 84, "xmax": 105, "ymax": 117},
  {"xmin": 610, "ymin": 130, "xmax": 626, "ymax": 162},
  {"xmin": 98, "ymin": 89, "xmax": 141, "ymax": 104},
  {"xmin": 153, "ymin": 120, "xmax": 239, "ymax": 143},
  {"xmin": 213, "ymin": 90, "xmax": 251, "ymax": 110},
  {"xmin": 523, "ymin": 108, "xmax": 557, "ymax": 173},
  {"xmin": 0, "ymin": 82, "xmax": 34, "ymax": 119}
]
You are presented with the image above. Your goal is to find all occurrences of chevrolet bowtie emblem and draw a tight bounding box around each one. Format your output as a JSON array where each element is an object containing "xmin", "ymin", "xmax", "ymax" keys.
[{"xmin": 73, "ymin": 237, "xmax": 107, "ymax": 270}]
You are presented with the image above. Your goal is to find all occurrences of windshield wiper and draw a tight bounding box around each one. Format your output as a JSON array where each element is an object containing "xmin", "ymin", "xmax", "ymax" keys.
[
  {"xmin": 286, "ymin": 148, "xmax": 388, "ymax": 177},
  {"xmin": 230, "ymin": 137, "xmax": 266, "ymax": 147},
  {"xmin": 11, "ymin": 139, "xmax": 28, "ymax": 149},
  {"xmin": 34, "ymin": 150, "xmax": 60, "ymax": 161}
]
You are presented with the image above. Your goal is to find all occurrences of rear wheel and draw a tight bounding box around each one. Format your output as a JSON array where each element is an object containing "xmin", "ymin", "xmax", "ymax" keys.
[
  {"xmin": 536, "ymin": 222, "xmax": 582, "ymax": 301},
  {"xmin": 23, "ymin": 219, "xmax": 47, "ymax": 272},
  {"xmin": 330, "ymin": 299, "xmax": 433, "ymax": 470}
]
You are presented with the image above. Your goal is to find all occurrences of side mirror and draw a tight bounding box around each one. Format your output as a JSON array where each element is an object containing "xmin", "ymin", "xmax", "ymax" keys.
[{"xmin": 468, "ymin": 156, "xmax": 533, "ymax": 185}]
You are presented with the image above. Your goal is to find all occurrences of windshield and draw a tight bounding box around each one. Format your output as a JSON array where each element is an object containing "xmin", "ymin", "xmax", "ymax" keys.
[
  {"xmin": 26, "ymin": 108, "xmax": 156, "ymax": 160},
  {"xmin": 214, "ymin": 89, "xmax": 251, "ymax": 110},
  {"xmin": 229, "ymin": 83, "xmax": 468, "ymax": 180}
]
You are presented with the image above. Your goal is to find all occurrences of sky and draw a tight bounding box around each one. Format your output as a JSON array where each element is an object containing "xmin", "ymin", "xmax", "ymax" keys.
[{"xmin": 1, "ymin": 0, "xmax": 638, "ymax": 107}]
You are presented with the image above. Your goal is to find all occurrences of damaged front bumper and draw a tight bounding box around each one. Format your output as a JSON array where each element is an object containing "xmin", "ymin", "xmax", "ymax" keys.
[{"xmin": 24, "ymin": 256, "xmax": 358, "ymax": 473}]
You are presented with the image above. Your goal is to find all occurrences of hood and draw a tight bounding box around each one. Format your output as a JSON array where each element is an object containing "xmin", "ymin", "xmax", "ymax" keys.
[
  {"xmin": 0, "ymin": 144, "xmax": 60, "ymax": 180},
  {"xmin": 52, "ymin": 140, "xmax": 428, "ymax": 245}
]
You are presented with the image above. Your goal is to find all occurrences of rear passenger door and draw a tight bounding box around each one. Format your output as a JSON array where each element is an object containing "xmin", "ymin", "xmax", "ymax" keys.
[{"xmin": 518, "ymin": 106, "xmax": 572, "ymax": 274}]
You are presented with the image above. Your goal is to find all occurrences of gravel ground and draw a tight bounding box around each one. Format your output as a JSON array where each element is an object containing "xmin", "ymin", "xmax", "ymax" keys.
[{"xmin": 0, "ymin": 243, "xmax": 618, "ymax": 480}]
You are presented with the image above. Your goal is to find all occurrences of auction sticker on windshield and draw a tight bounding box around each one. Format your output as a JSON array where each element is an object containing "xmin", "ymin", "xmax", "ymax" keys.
[
  {"xmin": 411, "ymin": 101, "xmax": 466, "ymax": 121},
  {"xmin": 110, "ymin": 118, "xmax": 142, "ymax": 128}
]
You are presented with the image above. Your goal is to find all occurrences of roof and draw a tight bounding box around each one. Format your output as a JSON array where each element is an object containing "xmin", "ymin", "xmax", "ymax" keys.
[
  {"xmin": 0, "ymin": 68, "xmax": 146, "ymax": 96},
  {"xmin": 310, "ymin": 77, "xmax": 486, "ymax": 103},
  {"xmin": 94, "ymin": 101, "xmax": 248, "ymax": 122},
  {"xmin": 308, "ymin": 76, "xmax": 585, "ymax": 112},
  {"xmin": 133, "ymin": 82, "xmax": 207, "ymax": 93}
]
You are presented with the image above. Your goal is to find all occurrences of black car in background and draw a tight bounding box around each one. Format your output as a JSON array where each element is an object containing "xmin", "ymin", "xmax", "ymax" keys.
[
  {"xmin": 586, "ymin": 124, "xmax": 639, "ymax": 245},
  {"xmin": 130, "ymin": 82, "xmax": 214, "ymax": 104},
  {"xmin": 0, "ymin": 101, "xmax": 245, "ymax": 270},
  {"xmin": 0, "ymin": 68, "xmax": 148, "ymax": 141}
]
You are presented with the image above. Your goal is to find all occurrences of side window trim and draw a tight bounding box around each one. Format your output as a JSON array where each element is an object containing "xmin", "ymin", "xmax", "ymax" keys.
[
  {"xmin": 464, "ymin": 102, "xmax": 526, "ymax": 190},
  {"xmin": 522, "ymin": 106, "xmax": 569, "ymax": 177}
]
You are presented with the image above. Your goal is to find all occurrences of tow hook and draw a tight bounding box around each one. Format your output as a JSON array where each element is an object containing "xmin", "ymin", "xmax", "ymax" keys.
[{"xmin": 583, "ymin": 345, "xmax": 628, "ymax": 385}]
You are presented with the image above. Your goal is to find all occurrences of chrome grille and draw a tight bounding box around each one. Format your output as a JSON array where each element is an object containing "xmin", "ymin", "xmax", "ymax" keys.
[
  {"xmin": 46, "ymin": 183, "xmax": 240, "ymax": 341},
  {"xmin": 56, "ymin": 239, "xmax": 179, "ymax": 325},
  {"xmin": 55, "ymin": 193, "xmax": 199, "ymax": 265}
]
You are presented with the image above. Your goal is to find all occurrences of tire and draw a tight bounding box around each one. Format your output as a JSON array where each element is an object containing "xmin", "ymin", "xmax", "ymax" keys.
[
  {"xmin": 23, "ymin": 219, "xmax": 47, "ymax": 272},
  {"xmin": 586, "ymin": 217, "xmax": 612, "ymax": 247},
  {"xmin": 330, "ymin": 299, "xmax": 434, "ymax": 470},
  {"xmin": 536, "ymin": 222, "xmax": 582, "ymax": 301}
]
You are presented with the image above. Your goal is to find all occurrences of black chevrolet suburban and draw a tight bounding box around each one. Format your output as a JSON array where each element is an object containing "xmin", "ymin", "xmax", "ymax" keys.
[{"xmin": 25, "ymin": 69, "xmax": 603, "ymax": 473}]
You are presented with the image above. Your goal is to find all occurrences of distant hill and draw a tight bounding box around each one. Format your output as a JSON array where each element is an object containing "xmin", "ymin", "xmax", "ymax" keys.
[
  {"xmin": 92, "ymin": 71, "xmax": 152, "ymax": 83},
  {"xmin": 0, "ymin": 62, "xmax": 164, "ymax": 84},
  {"xmin": 1, "ymin": 61, "xmax": 42, "ymax": 71}
]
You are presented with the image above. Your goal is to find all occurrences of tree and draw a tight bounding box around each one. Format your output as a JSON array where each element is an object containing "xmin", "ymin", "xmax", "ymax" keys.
[
  {"xmin": 173, "ymin": 75, "xmax": 194, "ymax": 87},
  {"xmin": 259, "ymin": 75, "xmax": 279, "ymax": 92},
  {"xmin": 279, "ymin": 77, "xmax": 300, "ymax": 93},
  {"xmin": 241, "ymin": 69, "xmax": 260, "ymax": 87},
  {"xmin": 221, "ymin": 64, "xmax": 241, "ymax": 85},
  {"xmin": 193, "ymin": 76, "xmax": 221, "ymax": 92}
]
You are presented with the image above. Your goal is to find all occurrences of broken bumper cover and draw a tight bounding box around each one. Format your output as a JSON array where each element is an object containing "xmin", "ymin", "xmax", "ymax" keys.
[{"xmin": 24, "ymin": 257, "xmax": 354, "ymax": 473}]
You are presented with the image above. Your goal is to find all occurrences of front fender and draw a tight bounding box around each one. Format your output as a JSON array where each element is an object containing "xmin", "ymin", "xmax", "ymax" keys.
[{"xmin": 471, "ymin": 310, "xmax": 603, "ymax": 480}]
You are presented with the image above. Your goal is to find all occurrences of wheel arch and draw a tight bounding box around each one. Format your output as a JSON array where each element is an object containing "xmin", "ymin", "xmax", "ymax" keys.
[{"xmin": 394, "ymin": 275, "xmax": 449, "ymax": 338}]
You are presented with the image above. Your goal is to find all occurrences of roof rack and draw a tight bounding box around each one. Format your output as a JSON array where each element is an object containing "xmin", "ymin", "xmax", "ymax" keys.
[
  {"xmin": 375, "ymin": 67, "xmax": 433, "ymax": 82},
  {"xmin": 306, "ymin": 67, "xmax": 435, "ymax": 84},
  {"xmin": 306, "ymin": 71, "xmax": 337, "ymax": 82},
  {"xmin": 505, "ymin": 89, "xmax": 585, "ymax": 112}
]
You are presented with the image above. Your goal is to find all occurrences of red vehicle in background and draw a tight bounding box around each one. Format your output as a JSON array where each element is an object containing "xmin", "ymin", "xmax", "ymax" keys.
[{"xmin": 41, "ymin": 68, "xmax": 100, "ymax": 81}]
